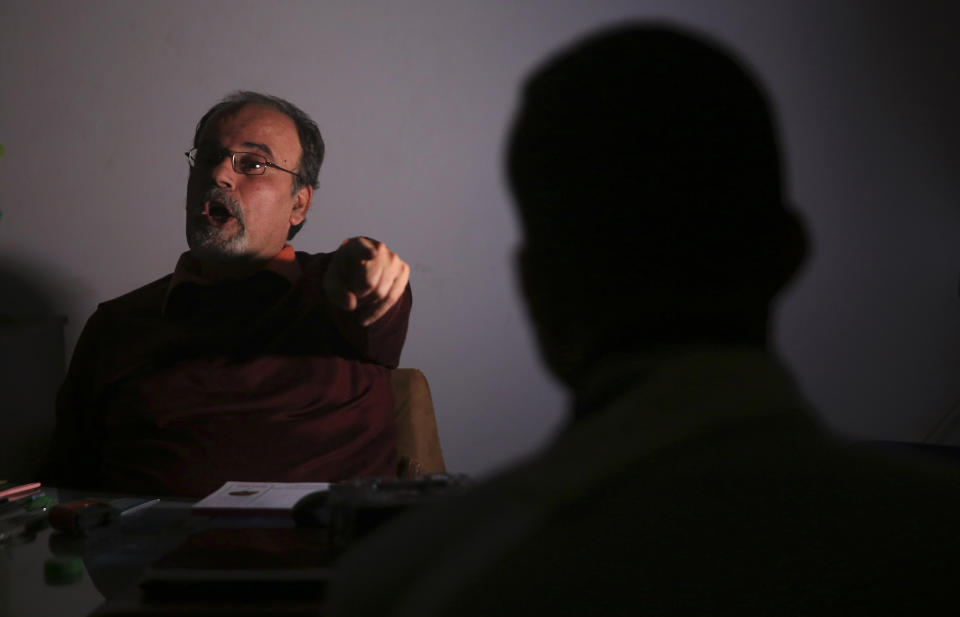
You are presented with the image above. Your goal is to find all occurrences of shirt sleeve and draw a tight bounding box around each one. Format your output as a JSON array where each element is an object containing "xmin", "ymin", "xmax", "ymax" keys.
[{"xmin": 327, "ymin": 283, "xmax": 412, "ymax": 368}]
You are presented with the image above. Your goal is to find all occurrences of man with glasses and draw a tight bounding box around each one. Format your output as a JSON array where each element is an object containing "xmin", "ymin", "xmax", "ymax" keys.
[{"xmin": 47, "ymin": 92, "xmax": 411, "ymax": 498}]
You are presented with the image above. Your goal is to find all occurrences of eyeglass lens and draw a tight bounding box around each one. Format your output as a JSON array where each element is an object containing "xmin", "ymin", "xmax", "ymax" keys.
[
  {"xmin": 188, "ymin": 149, "xmax": 268, "ymax": 176},
  {"xmin": 232, "ymin": 153, "xmax": 268, "ymax": 175}
]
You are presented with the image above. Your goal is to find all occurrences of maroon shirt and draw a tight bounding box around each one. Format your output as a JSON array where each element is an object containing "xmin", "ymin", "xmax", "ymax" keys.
[{"xmin": 50, "ymin": 251, "xmax": 411, "ymax": 497}]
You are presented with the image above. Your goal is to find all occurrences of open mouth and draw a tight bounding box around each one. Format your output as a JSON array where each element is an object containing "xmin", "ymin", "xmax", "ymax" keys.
[{"xmin": 204, "ymin": 200, "xmax": 236, "ymax": 226}]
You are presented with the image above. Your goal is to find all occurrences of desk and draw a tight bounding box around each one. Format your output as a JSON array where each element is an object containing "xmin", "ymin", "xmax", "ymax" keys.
[
  {"xmin": 0, "ymin": 488, "xmax": 196, "ymax": 617},
  {"xmin": 0, "ymin": 488, "xmax": 330, "ymax": 616}
]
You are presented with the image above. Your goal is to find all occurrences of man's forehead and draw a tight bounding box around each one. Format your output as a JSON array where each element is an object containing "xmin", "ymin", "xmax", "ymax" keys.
[{"xmin": 200, "ymin": 103, "xmax": 301, "ymax": 160}]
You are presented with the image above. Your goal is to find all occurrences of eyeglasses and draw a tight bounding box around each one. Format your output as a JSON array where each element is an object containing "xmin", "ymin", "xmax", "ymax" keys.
[{"xmin": 185, "ymin": 148, "xmax": 301, "ymax": 181}]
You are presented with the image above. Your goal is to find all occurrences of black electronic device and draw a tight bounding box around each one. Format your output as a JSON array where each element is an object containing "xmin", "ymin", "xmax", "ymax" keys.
[
  {"xmin": 291, "ymin": 490, "xmax": 331, "ymax": 527},
  {"xmin": 293, "ymin": 474, "xmax": 472, "ymax": 548}
]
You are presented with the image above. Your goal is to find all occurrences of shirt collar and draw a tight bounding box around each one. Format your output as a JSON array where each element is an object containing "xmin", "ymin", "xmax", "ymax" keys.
[
  {"xmin": 163, "ymin": 244, "xmax": 301, "ymax": 314},
  {"xmin": 503, "ymin": 347, "xmax": 821, "ymax": 504}
]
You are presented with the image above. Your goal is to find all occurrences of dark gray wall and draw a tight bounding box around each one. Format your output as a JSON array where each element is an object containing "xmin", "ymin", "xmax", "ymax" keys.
[{"xmin": 2, "ymin": 1, "xmax": 958, "ymax": 477}]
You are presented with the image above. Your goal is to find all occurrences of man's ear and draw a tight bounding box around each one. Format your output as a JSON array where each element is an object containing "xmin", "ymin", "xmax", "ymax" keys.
[
  {"xmin": 768, "ymin": 204, "xmax": 808, "ymax": 293},
  {"xmin": 291, "ymin": 184, "xmax": 313, "ymax": 226},
  {"xmin": 515, "ymin": 243, "xmax": 587, "ymax": 389}
]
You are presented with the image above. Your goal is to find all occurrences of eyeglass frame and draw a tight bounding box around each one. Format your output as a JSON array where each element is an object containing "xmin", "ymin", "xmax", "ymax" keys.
[{"xmin": 184, "ymin": 148, "xmax": 303, "ymax": 183}]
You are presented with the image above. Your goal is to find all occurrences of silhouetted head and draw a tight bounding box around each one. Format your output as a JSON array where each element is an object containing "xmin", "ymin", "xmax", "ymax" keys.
[{"xmin": 507, "ymin": 24, "xmax": 806, "ymax": 390}]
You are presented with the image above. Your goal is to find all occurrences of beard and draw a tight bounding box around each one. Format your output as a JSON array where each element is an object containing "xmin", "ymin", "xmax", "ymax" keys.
[{"xmin": 186, "ymin": 187, "xmax": 248, "ymax": 260}]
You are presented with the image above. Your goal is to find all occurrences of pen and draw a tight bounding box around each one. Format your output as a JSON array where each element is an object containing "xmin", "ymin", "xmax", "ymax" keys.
[{"xmin": 0, "ymin": 482, "xmax": 42, "ymax": 501}]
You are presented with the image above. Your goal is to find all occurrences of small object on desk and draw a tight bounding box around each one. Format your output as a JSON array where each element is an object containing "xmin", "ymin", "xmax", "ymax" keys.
[
  {"xmin": 44, "ymin": 556, "xmax": 85, "ymax": 585},
  {"xmin": 0, "ymin": 490, "xmax": 46, "ymax": 517},
  {"xmin": 309, "ymin": 474, "xmax": 473, "ymax": 547},
  {"xmin": 109, "ymin": 497, "xmax": 160, "ymax": 516},
  {"xmin": 25, "ymin": 494, "xmax": 53, "ymax": 512},
  {"xmin": 192, "ymin": 481, "xmax": 330, "ymax": 516},
  {"xmin": 0, "ymin": 481, "xmax": 42, "ymax": 501},
  {"xmin": 292, "ymin": 490, "xmax": 331, "ymax": 527},
  {"xmin": 49, "ymin": 498, "xmax": 119, "ymax": 536},
  {"xmin": 0, "ymin": 494, "xmax": 52, "ymax": 543}
]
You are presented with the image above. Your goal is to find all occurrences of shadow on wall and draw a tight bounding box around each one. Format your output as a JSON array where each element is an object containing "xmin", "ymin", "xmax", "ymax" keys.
[{"xmin": 0, "ymin": 257, "xmax": 69, "ymax": 482}]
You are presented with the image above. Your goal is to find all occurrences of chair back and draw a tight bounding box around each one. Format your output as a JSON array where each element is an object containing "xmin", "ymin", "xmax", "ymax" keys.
[{"xmin": 390, "ymin": 368, "xmax": 445, "ymax": 476}]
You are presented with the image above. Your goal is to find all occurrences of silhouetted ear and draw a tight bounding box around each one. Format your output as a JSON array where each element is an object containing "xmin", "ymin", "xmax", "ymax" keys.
[
  {"xmin": 515, "ymin": 245, "xmax": 591, "ymax": 388},
  {"xmin": 516, "ymin": 246, "xmax": 556, "ymax": 375},
  {"xmin": 769, "ymin": 205, "xmax": 808, "ymax": 294},
  {"xmin": 516, "ymin": 244, "xmax": 564, "ymax": 334}
]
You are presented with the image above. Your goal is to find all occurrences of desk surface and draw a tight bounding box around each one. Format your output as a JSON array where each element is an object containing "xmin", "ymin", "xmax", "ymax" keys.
[
  {"xmin": 2, "ymin": 493, "xmax": 98, "ymax": 615},
  {"xmin": 0, "ymin": 487, "xmax": 331, "ymax": 617},
  {"xmin": 0, "ymin": 488, "xmax": 190, "ymax": 617}
]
